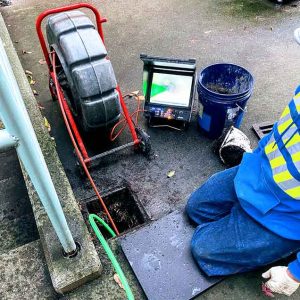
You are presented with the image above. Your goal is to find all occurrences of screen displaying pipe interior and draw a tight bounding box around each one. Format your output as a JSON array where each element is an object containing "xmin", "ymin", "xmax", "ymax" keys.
[{"xmin": 149, "ymin": 73, "xmax": 193, "ymax": 107}]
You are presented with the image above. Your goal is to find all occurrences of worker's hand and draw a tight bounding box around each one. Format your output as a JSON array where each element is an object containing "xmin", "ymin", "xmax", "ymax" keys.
[{"xmin": 262, "ymin": 266, "xmax": 300, "ymax": 296}]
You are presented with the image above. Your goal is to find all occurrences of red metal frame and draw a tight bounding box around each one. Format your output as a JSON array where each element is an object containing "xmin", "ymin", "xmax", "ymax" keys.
[
  {"xmin": 35, "ymin": 3, "xmax": 145, "ymax": 235},
  {"xmin": 36, "ymin": 3, "xmax": 140, "ymax": 166},
  {"xmin": 36, "ymin": 3, "xmax": 107, "ymax": 71},
  {"xmin": 51, "ymin": 53, "xmax": 119, "ymax": 235}
]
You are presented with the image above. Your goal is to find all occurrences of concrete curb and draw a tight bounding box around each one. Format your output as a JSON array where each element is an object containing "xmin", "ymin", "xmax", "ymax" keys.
[
  {"xmin": 0, "ymin": 240, "xmax": 57, "ymax": 299},
  {"xmin": 0, "ymin": 13, "xmax": 102, "ymax": 294}
]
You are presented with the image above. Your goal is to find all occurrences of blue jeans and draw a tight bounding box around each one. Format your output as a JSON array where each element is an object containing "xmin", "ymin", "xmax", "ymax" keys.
[{"xmin": 186, "ymin": 167, "xmax": 300, "ymax": 276}]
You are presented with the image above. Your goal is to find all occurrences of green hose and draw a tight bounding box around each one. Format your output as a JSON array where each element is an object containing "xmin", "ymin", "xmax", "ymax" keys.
[{"xmin": 88, "ymin": 214, "xmax": 135, "ymax": 300}]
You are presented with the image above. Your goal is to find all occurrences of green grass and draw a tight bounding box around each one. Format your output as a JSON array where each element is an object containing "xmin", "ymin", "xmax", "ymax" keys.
[{"xmin": 219, "ymin": 0, "xmax": 279, "ymax": 18}]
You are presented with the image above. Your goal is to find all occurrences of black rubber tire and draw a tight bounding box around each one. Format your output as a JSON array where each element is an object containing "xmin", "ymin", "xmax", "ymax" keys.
[{"xmin": 46, "ymin": 11, "xmax": 121, "ymax": 132}]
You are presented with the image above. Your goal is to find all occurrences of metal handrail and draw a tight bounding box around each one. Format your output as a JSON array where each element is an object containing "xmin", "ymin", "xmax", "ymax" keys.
[{"xmin": 0, "ymin": 37, "xmax": 76, "ymax": 254}]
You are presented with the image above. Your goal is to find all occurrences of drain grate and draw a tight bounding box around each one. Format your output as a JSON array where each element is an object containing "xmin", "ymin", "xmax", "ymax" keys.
[
  {"xmin": 81, "ymin": 186, "xmax": 148, "ymax": 239},
  {"xmin": 252, "ymin": 121, "xmax": 274, "ymax": 140}
]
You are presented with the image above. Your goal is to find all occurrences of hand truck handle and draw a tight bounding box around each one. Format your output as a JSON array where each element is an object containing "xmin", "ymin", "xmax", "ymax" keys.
[{"xmin": 36, "ymin": 2, "xmax": 107, "ymax": 69}]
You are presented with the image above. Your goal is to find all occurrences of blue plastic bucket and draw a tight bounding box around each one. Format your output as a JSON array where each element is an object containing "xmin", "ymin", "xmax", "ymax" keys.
[{"xmin": 197, "ymin": 63, "xmax": 254, "ymax": 139}]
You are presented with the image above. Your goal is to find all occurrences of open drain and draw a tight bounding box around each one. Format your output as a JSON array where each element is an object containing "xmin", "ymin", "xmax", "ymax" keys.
[{"xmin": 81, "ymin": 186, "xmax": 148, "ymax": 239}]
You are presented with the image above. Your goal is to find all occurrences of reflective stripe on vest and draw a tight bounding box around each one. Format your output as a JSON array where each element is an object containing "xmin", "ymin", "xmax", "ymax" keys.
[{"xmin": 264, "ymin": 97, "xmax": 300, "ymax": 199}]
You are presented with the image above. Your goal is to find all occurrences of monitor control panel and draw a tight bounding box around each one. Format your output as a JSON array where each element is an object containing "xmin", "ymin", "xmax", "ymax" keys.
[{"xmin": 144, "ymin": 105, "xmax": 191, "ymax": 122}]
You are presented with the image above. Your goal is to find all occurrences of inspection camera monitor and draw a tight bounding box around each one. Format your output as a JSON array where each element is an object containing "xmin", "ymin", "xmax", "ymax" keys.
[{"xmin": 140, "ymin": 54, "xmax": 196, "ymax": 127}]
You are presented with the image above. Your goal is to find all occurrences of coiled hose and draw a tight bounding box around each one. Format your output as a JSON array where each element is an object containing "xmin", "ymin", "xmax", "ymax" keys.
[{"xmin": 88, "ymin": 214, "xmax": 134, "ymax": 300}]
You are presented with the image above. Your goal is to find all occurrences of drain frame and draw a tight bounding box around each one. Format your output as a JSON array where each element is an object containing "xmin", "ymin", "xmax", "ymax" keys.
[
  {"xmin": 80, "ymin": 185, "xmax": 150, "ymax": 239},
  {"xmin": 252, "ymin": 121, "xmax": 274, "ymax": 140}
]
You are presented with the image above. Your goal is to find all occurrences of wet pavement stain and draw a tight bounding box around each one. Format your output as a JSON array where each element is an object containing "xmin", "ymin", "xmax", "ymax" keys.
[{"xmin": 218, "ymin": 0, "xmax": 298, "ymax": 18}]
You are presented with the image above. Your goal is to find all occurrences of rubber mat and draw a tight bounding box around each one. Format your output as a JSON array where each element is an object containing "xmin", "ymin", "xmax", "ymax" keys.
[{"xmin": 119, "ymin": 210, "xmax": 222, "ymax": 300}]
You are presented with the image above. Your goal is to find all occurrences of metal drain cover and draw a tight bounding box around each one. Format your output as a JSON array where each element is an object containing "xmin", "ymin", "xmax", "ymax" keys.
[
  {"xmin": 119, "ymin": 210, "xmax": 221, "ymax": 300},
  {"xmin": 252, "ymin": 121, "xmax": 274, "ymax": 140}
]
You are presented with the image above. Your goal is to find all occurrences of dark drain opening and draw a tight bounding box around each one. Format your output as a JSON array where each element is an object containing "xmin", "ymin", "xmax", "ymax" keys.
[{"xmin": 83, "ymin": 186, "xmax": 148, "ymax": 239}]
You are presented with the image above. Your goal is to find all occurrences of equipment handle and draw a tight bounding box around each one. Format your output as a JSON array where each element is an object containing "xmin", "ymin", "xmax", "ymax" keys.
[
  {"xmin": 36, "ymin": 2, "xmax": 107, "ymax": 69},
  {"xmin": 236, "ymin": 103, "xmax": 247, "ymax": 113}
]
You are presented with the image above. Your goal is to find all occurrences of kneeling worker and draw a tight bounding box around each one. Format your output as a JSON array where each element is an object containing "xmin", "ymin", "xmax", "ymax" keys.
[{"xmin": 186, "ymin": 88, "xmax": 300, "ymax": 296}]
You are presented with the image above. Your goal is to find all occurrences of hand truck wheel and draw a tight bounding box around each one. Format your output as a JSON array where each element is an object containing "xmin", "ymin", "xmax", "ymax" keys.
[
  {"xmin": 46, "ymin": 10, "xmax": 120, "ymax": 132},
  {"xmin": 135, "ymin": 127, "xmax": 151, "ymax": 156},
  {"xmin": 49, "ymin": 78, "xmax": 57, "ymax": 102}
]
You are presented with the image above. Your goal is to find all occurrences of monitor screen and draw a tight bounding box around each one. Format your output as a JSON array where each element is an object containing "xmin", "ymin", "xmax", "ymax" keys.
[{"xmin": 149, "ymin": 73, "xmax": 193, "ymax": 107}]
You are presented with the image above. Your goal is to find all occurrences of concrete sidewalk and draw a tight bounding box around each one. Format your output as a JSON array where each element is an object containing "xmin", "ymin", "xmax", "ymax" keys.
[
  {"xmin": 0, "ymin": 5, "xmax": 102, "ymax": 297},
  {"xmin": 1, "ymin": 0, "xmax": 300, "ymax": 299}
]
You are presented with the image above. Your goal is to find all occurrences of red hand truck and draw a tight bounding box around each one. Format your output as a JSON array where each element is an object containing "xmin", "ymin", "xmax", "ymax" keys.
[{"xmin": 36, "ymin": 3, "xmax": 151, "ymax": 235}]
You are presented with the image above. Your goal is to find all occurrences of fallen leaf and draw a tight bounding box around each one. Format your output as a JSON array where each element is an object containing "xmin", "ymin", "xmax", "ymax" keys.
[
  {"xmin": 167, "ymin": 170, "xmax": 175, "ymax": 178},
  {"xmin": 44, "ymin": 117, "xmax": 51, "ymax": 132},
  {"xmin": 138, "ymin": 95, "xmax": 145, "ymax": 101},
  {"xmin": 255, "ymin": 16, "xmax": 265, "ymax": 21},
  {"xmin": 33, "ymin": 89, "xmax": 39, "ymax": 96},
  {"xmin": 26, "ymin": 74, "xmax": 36, "ymax": 85},
  {"xmin": 113, "ymin": 274, "xmax": 124, "ymax": 290},
  {"xmin": 25, "ymin": 70, "xmax": 33, "ymax": 75},
  {"xmin": 261, "ymin": 283, "xmax": 274, "ymax": 298},
  {"xmin": 130, "ymin": 90, "xmax": 139, "ymax": 96},
  {"xmin": 22, "ymin": 50, "xmax": 32, "ymax": 54}
]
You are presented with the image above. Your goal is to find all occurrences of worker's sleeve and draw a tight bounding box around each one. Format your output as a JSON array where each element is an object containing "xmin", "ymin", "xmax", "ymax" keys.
[
  {"xmin": 286, "ymin": 86, "xmax": 300, "ymax": 280},
  {"xmin": 288, "ymin": 253, "xmax": 300, "ymax": 281}
]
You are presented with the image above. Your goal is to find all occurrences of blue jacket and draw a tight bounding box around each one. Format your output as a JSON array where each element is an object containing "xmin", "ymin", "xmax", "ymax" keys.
[{"xmin": 234, "ymin": 89, "xmax": 300, "ymax": 281}]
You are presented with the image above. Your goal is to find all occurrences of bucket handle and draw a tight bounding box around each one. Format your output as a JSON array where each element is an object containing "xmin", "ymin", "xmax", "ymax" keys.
[{"xmin": 236, "ymin": 103, "xmax": 247, "ymax": 113}]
